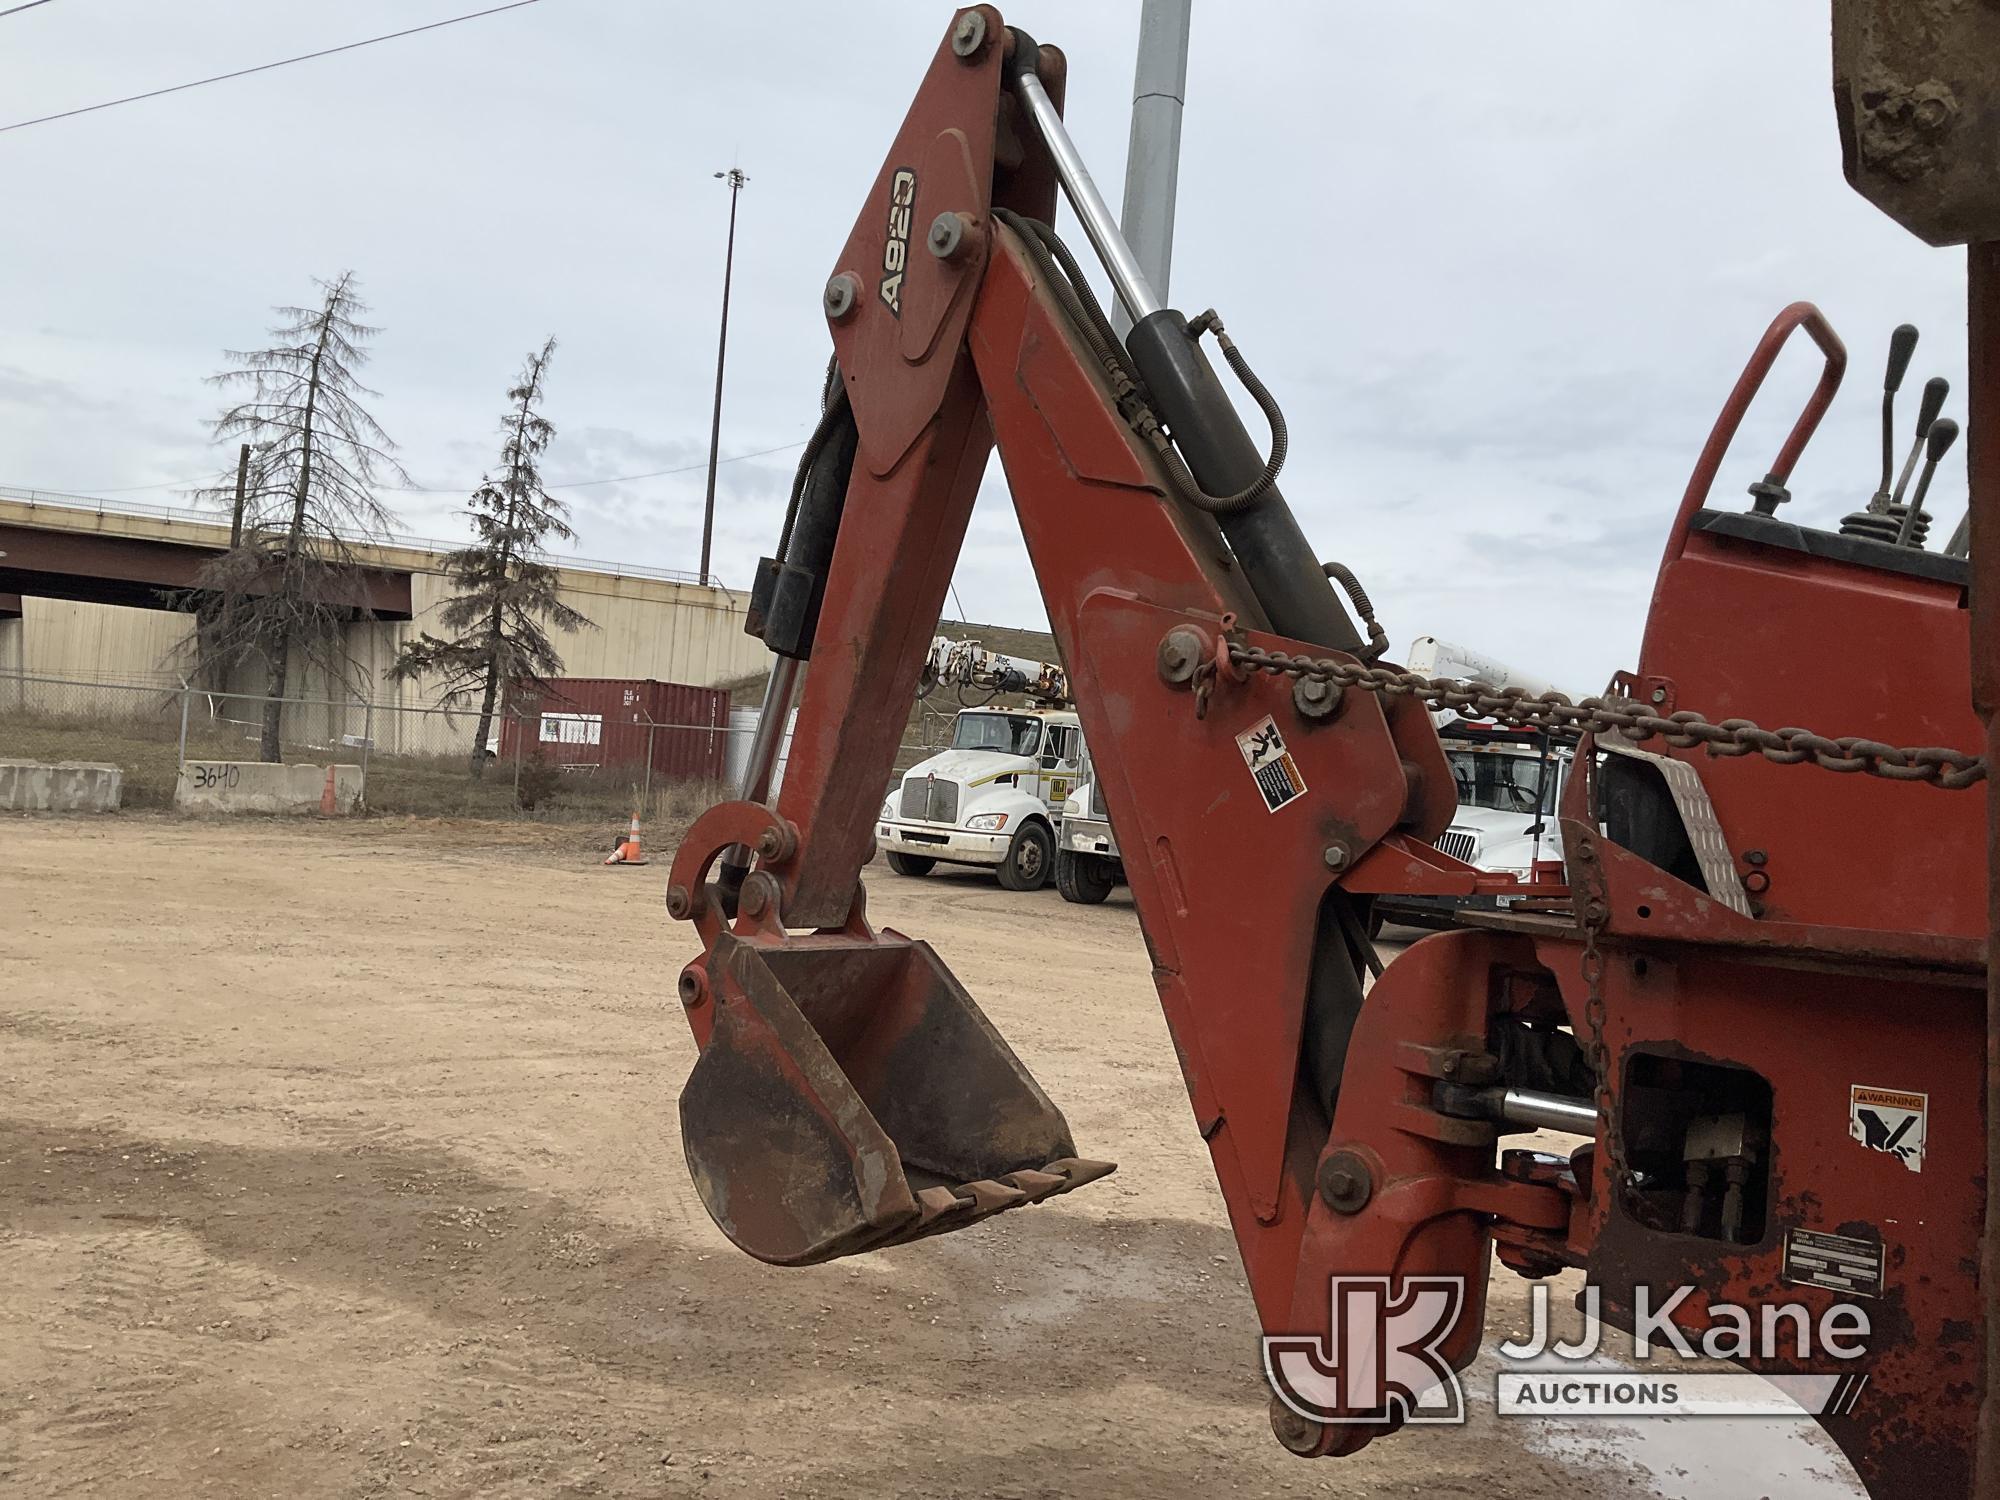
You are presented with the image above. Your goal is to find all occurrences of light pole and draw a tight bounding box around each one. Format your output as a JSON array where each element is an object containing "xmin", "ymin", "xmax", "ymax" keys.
[
  {"xmin": 1114, "ymin": 0, "xmax": 1191, "ymax": 336},
  {"xmin": 699, "ymin": 166, "xmax": 749, "ymax": 589}
]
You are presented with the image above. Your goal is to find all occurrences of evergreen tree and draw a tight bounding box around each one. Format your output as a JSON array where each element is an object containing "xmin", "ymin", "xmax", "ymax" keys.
[
  {"xmin": 192, "ymin": 272, "xmax": 407, "ymax": 760},
  {"xmin": 390, "ymin": 338, "xmax": 591, "ymax": 775}
]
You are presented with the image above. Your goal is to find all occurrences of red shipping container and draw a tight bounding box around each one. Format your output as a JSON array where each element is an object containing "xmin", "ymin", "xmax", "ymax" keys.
[{"xmin": 498, "ymin": 677, "xmax": 730, "ymax": 780}]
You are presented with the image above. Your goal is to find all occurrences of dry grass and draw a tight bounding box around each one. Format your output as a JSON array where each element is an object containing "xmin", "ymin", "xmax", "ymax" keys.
[
  {"xmin": 0, "ymin": 711, "xmax": 187, "ymax": 809},
  {"xmin": 0, "ymin": 706, "xmax": 727, "ymax": 830}
]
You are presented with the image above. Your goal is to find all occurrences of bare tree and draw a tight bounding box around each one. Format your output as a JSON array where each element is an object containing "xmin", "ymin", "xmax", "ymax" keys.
[
  {"xmin": 189, "ymin": 272, "xmax": 407, "ymax": 760},
  {"xmin": 389, "ymin": 338, "xmax": 591, "ymax": 776}
]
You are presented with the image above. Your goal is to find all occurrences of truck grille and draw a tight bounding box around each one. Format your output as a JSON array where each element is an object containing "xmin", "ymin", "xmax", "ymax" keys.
[
  {"xmin": 1435, "ymin": 828, "xmax": 1479, "ymax": 864},
  {"xmin": 899, "ymin": 776, "xmax": 959, "ymax": 824}
]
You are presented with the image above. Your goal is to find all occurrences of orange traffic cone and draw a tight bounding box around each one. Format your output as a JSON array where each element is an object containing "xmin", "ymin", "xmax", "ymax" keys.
[{"xmin": 604, "ymin": 812, "xmax": 649, "ymax": 866}]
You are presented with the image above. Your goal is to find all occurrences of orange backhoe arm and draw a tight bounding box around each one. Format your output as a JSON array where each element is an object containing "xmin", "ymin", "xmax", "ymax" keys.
[
  {"xmin": 661, "ymin": 8, "xmax": 1516, "ymax": 1459},
  {"xmin": 661, "ymin": 10, "xmax": 1998, "ymax": 1494}
]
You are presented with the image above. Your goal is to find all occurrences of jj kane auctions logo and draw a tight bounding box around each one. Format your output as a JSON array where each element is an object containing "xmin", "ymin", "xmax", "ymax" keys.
[{"xmin": 1266, "ymin": 1277, "xmax": 1874, "ymax": 1426}]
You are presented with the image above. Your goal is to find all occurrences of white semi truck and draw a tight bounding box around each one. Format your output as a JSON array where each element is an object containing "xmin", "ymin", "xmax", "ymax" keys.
[{"xmin": 876, "ymin": 705, "xmax": 1086, "ymax": 891}]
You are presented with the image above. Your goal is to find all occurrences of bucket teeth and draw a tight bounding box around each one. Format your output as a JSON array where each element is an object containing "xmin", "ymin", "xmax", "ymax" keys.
[
  {"xmin": 866, "ymin": 1156, "xmax": 1118, "ymax": 1254},
  {"xmin": 913, "ymin": 1186, "xmax": 977, "ymax": 1230},
  {"xmin": 998, "ymin": 1168, "xmax": 1068, "ymax": 1198},
  {"xmin": 1041, "ymin": 1157, "xmax": 1118, "ymax": 1193},
  {"xmin": 958, "ymin": 1178, "xmax": 1030, "ymax": 1214}
]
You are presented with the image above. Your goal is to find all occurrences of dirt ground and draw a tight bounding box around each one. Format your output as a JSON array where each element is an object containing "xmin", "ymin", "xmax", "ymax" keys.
[{"xmin": 2, "ymin": 815, "xmax": 1689, "ymax": 1499}]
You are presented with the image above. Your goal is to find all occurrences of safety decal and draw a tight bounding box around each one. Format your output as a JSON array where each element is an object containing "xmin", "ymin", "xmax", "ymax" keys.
[
  {"xmin": 1848, "ymin": 1085, "xmax": 1926, "ymax": 1173},
  {"xmin": 1781, "ymin": 1227, "xmax": 1884, "ymax": 1300},
  {"xmin": 1236, "ymin": 715, "xmax": 1307, "ymax": 813}
]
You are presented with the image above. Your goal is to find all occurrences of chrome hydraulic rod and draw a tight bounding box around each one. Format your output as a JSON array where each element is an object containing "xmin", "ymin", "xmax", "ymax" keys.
[
  {"xmin": 716, "ymin": 655, "xmax": 801, "ymax": 900},
  {"xmin": 1495, "ymin": 1087, "xmax": 1598, "ymax": 1135},
  {"xmin": 1009, "ymin": 45, "xmax": 1164, "ymax": 326}
]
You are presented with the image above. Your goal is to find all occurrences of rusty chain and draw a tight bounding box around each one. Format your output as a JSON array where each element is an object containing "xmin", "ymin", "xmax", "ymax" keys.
[
  {"xmin": 1568, "ymin": 834, "xmax": 1634, "ymax": 1209},
  {"xmin": 1226, "ymin": 643, "xmax": 1988, "ymax": 790}
]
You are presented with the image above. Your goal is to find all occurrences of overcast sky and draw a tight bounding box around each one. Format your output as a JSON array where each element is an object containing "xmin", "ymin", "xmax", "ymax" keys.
[{"xmin": 0, "ymin": 1, "xmax": 1970, "ymax": 692}]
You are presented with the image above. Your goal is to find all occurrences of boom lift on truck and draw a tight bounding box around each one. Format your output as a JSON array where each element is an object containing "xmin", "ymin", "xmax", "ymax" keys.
[
  {"xmin": 918, "ymin": 634, "xmax": 1071, "ymax": 707},
  {"xmin": 665, "ymin": 10, "xmax": 1995, "ymax": 1494}
]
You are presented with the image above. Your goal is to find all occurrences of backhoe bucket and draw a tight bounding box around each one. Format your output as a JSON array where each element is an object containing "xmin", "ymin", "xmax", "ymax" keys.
[{"xmin": 681, "ymin": 933, "xmax": 1114, "ymax": 1265}]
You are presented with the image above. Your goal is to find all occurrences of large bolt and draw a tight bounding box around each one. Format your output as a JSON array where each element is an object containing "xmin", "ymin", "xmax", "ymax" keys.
[
  {"xmin": 1293, "ymin": 675, "xmax": 1343, "ymax": 721},
  {"xmin": 1649, "ymin": 686, "xmax": 1668, "ymax": 705},
  {"xmin": 1269, "ymin": 1394, "xmax": 1327, "ymax": 1456},
  {"xmin": 950, "ymin": 9, "xmax": 987, "ymax": 57},
  {"xmin": 739, "ymin": 879, "xmax": 769, "ymax": 918},
  {"xmin": 1316, "ymin": 1149, "xmax": 1373, "ymax": 1214},
  {"xmin": 1156, "ymin": 626, "xmax": 1206, "ymax": 686},
  {"xmin": 755, "ymin": 826, "xmax": 787, "ymax": 862},
  {"xmin": 928, "ymin": 211, "xmax": 970, "ymax": 261},
  {"xmin": 677, "ymin": 968, "xmax": 707, "ymax": 1008},
  {"xmin": 1323, "ymin": 843, "xmax": 1350, "ymax": 871},
  {"xmin": 823, "ymin": 273, "xmax": 860, "ymax": 322},
  {"xmin": 665, "ymin": 884, "xmax": 694, "ymax": 920}
]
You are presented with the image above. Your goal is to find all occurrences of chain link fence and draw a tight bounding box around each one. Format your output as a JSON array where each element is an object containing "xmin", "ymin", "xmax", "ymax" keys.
[
  {"xmin": 0, "ymin": 673, "xmax": 739, "ymax": 824},
  {"xmin": 1, "ymin": 672, "xmax": 957, "ymax": 823}
]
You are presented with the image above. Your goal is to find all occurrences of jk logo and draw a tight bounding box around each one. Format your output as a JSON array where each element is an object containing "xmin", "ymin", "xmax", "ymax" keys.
[{"xmin": 1263, "ymin": 1277, "xmax": 1468, "ymax": 1426}]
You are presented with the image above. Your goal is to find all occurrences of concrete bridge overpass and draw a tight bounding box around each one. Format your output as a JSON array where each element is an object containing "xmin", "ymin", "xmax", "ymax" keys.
[
  {"xmin": 0, "ymin": 489, "xmax": 414, "ymax": 618},
  {"xmin": 0, "ymin": 489, "xmax": 767, "ymax": 692}
]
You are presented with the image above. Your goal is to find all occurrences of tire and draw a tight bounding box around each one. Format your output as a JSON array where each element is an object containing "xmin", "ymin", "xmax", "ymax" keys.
[
  {"xmin": 1055, "ymin": 848, "xmax": 1115, "ymax": 905},
  {"xmin": 886, "ymin": 850, "xmax": 936, "ymax": 877},
  {"xmin": 996, "ymin": 820, "xmax": 1054, "ymax": 892}
]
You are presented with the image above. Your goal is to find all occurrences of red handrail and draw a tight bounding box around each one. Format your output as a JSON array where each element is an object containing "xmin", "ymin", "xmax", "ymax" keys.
[{"xmin": 1659, "ymin": 301, "xmax": 1848, "ymax": 569}]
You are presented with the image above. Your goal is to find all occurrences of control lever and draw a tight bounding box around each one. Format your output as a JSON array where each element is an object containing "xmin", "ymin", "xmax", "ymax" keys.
[
  {"xmin": 1892, "ymin": 417, "xmax": 1960, "ymax": 549},
  {"xmin": 1887, "ymin": 376, "xmax": 1950, "ymax": 513},
  {"xmin": 1868, "ymin": 323, "xmax": 1920, "ymax": 511}
]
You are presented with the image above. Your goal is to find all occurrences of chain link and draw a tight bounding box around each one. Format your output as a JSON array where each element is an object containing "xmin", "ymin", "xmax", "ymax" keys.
[
  {"xmin": 1568, "ymin": 835, "xmax": 1634, "ymax": 1207},
  {"xmin": 1226, "ymin": 643, "xmax": 1987, "ymax": 790}
]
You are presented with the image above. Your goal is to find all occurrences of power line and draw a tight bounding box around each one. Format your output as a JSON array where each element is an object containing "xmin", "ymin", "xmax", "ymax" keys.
[
  {"xmin": 0, "ymin": 0, "xmax": 546, "ymax": 135},
  {"xmin": 0, "ymin": 1, "xmax": 57, "ymax": 19}
]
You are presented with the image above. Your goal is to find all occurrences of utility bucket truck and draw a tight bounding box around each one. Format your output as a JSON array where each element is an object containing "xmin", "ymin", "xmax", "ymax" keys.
[{"xmin": 876, "ymin": 635, "xmax": 1082, "ymax": 890}]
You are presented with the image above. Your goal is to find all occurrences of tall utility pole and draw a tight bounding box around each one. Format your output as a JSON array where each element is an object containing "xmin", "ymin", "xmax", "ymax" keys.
[
  {"xmin": 699, "ymin": 166, "xmax": 749, "ymax": 589},
  {"xmin": 229, "ymin": 442, "xmax": 250, "ymax": 548},
  {"xmin": 1114, "ymin": 0, "xmax": 1192, "ymax": 336}
]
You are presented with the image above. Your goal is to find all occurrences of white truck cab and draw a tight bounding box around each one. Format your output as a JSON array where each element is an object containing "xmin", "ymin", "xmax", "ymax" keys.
[
  {"xmin": 876, "ymin": 706, "xmax": 1084, "ymax": 891},
  {"xmin": 1375, "ymin": 634, "xmax": 1575, "ymax": 929},
  {"xmin": 1435, "ymin": 727, "xmax": 1569, "ymax": 879}
]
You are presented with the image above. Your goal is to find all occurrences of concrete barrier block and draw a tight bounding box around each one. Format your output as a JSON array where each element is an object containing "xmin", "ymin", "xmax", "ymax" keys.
[
  {"xmin": 174, "ymin": 761, "xmax": 363, "ymax": 816},
  {"xmin": 0, "ymin": 759, "xmax": 123, "ymax": 813}
]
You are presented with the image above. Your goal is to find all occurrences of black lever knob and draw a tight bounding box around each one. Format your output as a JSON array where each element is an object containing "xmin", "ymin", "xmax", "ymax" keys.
[
  {"xmin": 1927, "ymin": 416, "xmax": 1960, "ymax": 463},
  {"xmin": 1915, "ymin": 376, "xmax": 1949, "ymax": 436},
  {"xmin": 1884, "ymin": 323, "xmax": 1919, "ymax": 392}
]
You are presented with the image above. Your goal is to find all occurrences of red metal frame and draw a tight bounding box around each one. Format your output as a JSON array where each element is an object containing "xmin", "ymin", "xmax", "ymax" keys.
[{"xmin": 662, "ymin": 13, "xmax": 1989, "ymax": 1494}]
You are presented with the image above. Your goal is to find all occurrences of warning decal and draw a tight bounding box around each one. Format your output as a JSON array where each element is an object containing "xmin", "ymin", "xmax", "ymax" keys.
[
  {"xmin": 1235, "ymin": 715, "xmax": 1307, "ymax": 813},
  {"xmin": 1849, "ymin": 1085, "xmax": 1927, "ymax": 1173},
  {"xmin": 1782, "ymin": 1227, "xmax": 1884, "ymax": 1300}
]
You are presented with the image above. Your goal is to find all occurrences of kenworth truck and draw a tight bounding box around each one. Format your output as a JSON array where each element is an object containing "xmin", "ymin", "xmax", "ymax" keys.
[{"xmin": 875, "ymin": 705, "xmax": 1084, "ymax": 891}]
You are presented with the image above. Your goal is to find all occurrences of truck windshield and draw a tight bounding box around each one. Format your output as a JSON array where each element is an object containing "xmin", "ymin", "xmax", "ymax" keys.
[
  {"xmin": 951, "ymin": 712, "xmax": 1042, "ymax": 757},
  {"xmin": 1446, "ymin": 749, "xmax": 1548, "ymax": 814}
]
